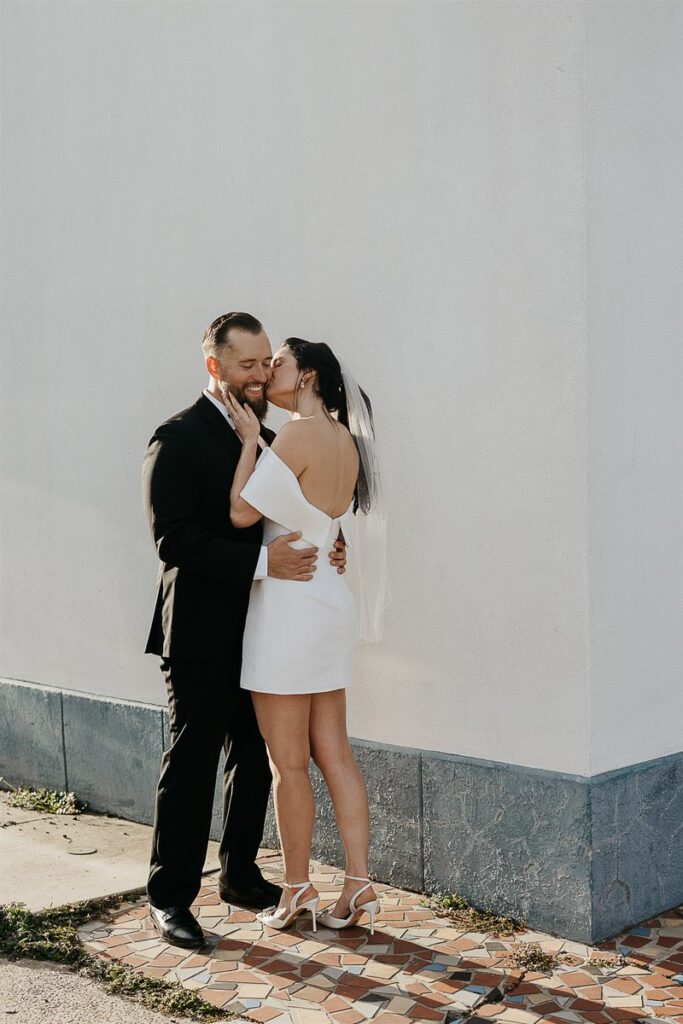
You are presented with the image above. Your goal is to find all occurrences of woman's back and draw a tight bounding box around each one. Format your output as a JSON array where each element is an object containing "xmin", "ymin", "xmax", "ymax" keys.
[{"xmin": 272, "ymin": 417, "xmax": 359, "ymax": 520}]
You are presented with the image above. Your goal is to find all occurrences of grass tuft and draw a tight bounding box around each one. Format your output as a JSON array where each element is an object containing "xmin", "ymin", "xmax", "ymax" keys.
[
  {"xmin": 82, "ymin": 958, "xmax": 229, "ymax": 1017},
  {"xmin": 0, "ymin": 900, "xmax": 113, "ymax": 964},
  {"xmin": 1, "ymin": 778, "xmax": 86, "ymax": 815},
  {"xmin": 423, "ymin": 891, "xmax": 522, "ymax": 936},
  {"xmin": 0, "ymin": 900, "xmax": 233, "ymax": 1020}
]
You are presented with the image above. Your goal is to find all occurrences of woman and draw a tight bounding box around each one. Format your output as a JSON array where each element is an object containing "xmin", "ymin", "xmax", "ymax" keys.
[{"xmin": 226, "ymin": 338, "xmax": 384, "ymax": 934}]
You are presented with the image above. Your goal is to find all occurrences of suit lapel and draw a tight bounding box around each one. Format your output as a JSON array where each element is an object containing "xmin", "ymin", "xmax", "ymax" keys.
[
  {"xmin": 195, "ymin": 395, "xmax": 242, "ymax": 455},
  {"xmin": 194, "ymin": 394, "xmax": 273, "ymax": 456}
]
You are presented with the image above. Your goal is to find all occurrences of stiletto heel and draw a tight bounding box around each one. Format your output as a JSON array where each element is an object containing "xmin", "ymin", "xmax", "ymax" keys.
[
  {"xmin": 257, "ymin": 881, "xmax": 319, "ymax": 931},
  {"xmin": 318, "ymin": 874, "xmax": 380, "ymax": 933},
  {"xmin": 298, "ymin": 895, "xmax": 319, "ymax": 932}
]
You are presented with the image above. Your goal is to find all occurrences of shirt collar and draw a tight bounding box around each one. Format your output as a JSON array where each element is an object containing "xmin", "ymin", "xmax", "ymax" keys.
[
  {"xmin": 203, "ymin": 387, "xmax": 236, "ymax": 430},
  {"xmin": 203, "ymin": 387, "xmax": 267, "ymax": 449}
]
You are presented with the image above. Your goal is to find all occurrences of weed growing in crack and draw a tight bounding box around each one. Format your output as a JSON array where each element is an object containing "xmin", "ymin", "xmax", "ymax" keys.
[
  {"xmin": 508, "ymin": 942, "xmax": 559, "ymax": 972},
  {"xmin": 589, "ymin": 954, "xmax": 631, "ymax": 969},
  {"xmin": 422, "ymin": 892, "xmax": 522, "ymax": 936},
  {"xmin": 1, "ymin": 778, "xmax": 86, "ymax": 815}
]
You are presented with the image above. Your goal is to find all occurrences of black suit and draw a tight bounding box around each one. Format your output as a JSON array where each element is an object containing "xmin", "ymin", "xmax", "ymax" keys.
[{"xmin": 142, "ymin": 394, "xmax": 274, "ymax": 908}]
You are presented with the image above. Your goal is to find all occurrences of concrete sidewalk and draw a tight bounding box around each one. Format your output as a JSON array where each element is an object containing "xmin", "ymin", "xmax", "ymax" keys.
[
  {"xmin": 0, "ymin": 790, "xmax": 201, "ymax": 910},
  {"xmin": 0, "ymin": 956, "xmax": 216, "ymax": 1024},
  {"xmin": 0, "ymin": 791, "xmax": 239, "ymax": 1023},
  {"xmin": 1, "ymin": 793, "xmax": 683, "ymax": 1024}
]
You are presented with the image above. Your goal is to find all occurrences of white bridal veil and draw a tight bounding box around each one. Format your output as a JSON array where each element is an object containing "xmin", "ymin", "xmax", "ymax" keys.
[{"xmin": 338, "ymin": 356, "xmax": 388, "ymax": 644}]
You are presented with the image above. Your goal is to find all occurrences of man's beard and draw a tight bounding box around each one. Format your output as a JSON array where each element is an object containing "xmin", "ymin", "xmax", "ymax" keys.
[{"xmin": 218, "ymin": 380, "xmax": 268, "ymax": 421}]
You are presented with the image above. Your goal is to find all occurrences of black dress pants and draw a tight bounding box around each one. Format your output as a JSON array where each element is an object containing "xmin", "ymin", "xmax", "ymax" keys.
[{"xmin": 147, "ymin": 658, "xmax": 272, "ymax": 909}]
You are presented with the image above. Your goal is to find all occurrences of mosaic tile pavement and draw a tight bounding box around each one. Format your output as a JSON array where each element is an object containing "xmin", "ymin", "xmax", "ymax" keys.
[{"xmin": 78, "ymin": 853, "xmax": 683, "ymax": 1024}]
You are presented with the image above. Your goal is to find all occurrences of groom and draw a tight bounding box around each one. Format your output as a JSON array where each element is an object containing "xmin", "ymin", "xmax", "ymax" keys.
[{"xmin": 142, "ymin": 311, "xmax": 346, "ymax": 948}]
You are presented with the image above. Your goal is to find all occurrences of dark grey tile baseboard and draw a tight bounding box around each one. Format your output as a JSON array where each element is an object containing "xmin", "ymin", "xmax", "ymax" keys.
[
  {"xmin": 590, "ymin": 755, "xmax": 683, "ymax": 940},
  {"xmin": 0, "ymin": 678, "xmax": 67, "ymax": 791},
  {"xmin": 1, "ymin": 676, "xmax": 680, "ymax": 943},
  {"xmin": 421, "ymin": 752, "xmax": 593, "ymax": 941},
  {"xmin": 0, "ymin": 677, "xmax": 164, "ymax": 826},
  {"xmin": 62, "ymin": 691, "xmax": 164, "ymax": 823}
]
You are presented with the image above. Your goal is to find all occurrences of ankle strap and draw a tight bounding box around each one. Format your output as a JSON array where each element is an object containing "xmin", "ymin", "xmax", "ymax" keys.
[
  {"xmin": 345, "ymin": 874, "xmax": 370, "ymax": 882},
  {"xmin": 283, "ymin": 880, "xmax": 312, "ymax": 889}
]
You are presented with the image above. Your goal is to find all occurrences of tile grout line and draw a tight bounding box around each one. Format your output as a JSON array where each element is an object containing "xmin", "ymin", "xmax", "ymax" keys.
[{"xmin": 468, "ymin": 966, "xmax": 527, "ymax": 1018}]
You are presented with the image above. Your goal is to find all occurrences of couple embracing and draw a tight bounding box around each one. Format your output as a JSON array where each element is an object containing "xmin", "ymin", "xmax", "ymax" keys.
[{"xmin": 142, "ymin": 311, "xmax": 386, "ymax": 950}]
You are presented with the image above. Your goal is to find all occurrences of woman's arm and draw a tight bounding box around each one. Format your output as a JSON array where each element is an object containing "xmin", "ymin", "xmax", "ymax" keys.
[
  {"xmin": 226, "ymin": 393, "xmax": 264, "ymax": 528},
  {"xmin": 230, "ymin": 437, "xmax": 262, "ymax": 528}
]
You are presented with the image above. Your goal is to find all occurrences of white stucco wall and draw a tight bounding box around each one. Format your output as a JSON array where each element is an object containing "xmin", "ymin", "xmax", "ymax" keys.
[
  {"xmin": 585, "ymin": 2, "xmax": 683, "ymax": 774},
  {"xmin": 0, "ymin": 2, "xmax": 679, "ymax": 777}
]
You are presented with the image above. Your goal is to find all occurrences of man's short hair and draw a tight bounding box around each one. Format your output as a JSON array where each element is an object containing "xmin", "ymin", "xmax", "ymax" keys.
[{"xmin": 202, "ymin": 311, "xmax": 263, "ymax": 357}]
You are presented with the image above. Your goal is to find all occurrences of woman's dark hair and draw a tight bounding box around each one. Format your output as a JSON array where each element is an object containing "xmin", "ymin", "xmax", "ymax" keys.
[{"xmin": 284, "ymin": 338, "xmax": 373, "ymax": 512}]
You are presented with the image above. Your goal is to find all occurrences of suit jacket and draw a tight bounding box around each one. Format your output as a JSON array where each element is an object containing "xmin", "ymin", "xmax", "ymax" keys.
[{"xmin": 142, "ymin": 394, "xmax": 275, "ymax": 660}]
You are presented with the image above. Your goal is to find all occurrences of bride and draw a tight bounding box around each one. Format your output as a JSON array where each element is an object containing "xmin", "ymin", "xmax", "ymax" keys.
[{"xmin": 226, "ymin": 337, "xmax": 385, "ymax": 934}]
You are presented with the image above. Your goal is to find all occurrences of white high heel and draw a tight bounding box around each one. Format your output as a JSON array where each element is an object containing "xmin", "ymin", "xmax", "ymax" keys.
[
  {"xmin": 317, "ymin": 874, "xmax": 380, "ymax": 935},
  {"xmin": 256, "ymin": 881, "xmax": 319, "ymax": 932}
]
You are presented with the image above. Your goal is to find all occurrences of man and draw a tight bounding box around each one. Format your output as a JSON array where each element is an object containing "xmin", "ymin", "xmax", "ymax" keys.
[{"xmin": 142, "ymin": 311, "xmax": 346, "ymax": 948}]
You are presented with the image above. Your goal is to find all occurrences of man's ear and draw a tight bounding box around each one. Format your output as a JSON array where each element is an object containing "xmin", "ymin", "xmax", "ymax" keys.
[{"xmin": 206, "ymin": 355, "xmax": 222, "ymax": 381}]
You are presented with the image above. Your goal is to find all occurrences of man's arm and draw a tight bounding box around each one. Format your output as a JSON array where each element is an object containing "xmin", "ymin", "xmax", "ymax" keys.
[
  {"xmin": 142, "ymin": 426, "xmax": 260, "ymax": 590},
  {"xmin": 142, "ymin": 424, "xmax": 320, "ymax": 585}
]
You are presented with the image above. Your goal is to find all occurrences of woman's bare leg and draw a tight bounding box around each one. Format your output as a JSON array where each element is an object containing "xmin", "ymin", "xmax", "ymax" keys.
[
  {"xmin": 309, "ymin": 689, "xmax": 376, "ymax": 916},
  {"xmin": 251, "ymin": 692, "xmax": 316, "ymax": 910}
]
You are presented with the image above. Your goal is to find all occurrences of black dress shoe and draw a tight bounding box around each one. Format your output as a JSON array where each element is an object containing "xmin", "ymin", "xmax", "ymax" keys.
[
  {"xmin": 148, "ymin": 904, "xmax": 204, "ymax": 949},
  {"xmin": 218, "ymin": 879, "xmax": 282, "ymax": 910}
]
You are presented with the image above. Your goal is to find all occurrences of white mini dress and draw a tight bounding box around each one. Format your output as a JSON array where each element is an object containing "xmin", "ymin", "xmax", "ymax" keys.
[{"xmin": 239, "ymin": 447, "xmax": 357, "ymax": 694}]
